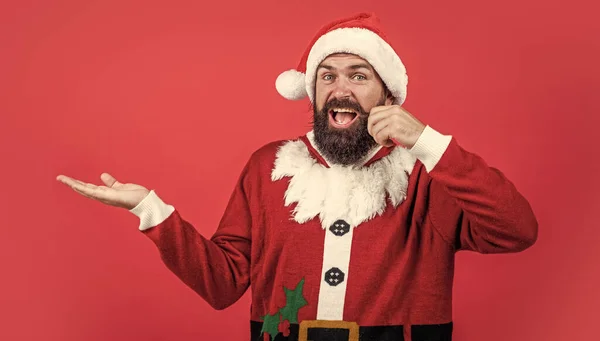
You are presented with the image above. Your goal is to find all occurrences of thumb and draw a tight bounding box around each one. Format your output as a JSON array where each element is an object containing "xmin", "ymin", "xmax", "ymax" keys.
[{"xmin": 100, "ymin": 173, "xmax": 121, "ymax": 188}]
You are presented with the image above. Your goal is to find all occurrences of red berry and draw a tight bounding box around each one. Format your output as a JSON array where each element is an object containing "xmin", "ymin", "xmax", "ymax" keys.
[{"xmin": 278, "ymin": 320, "xmax": 291, "ymax": 337}]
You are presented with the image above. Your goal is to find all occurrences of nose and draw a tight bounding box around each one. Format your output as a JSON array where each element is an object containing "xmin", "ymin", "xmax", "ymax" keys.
[{"xmin": 332, "ymin": 78, "xmax": 352, "ymax": 100}]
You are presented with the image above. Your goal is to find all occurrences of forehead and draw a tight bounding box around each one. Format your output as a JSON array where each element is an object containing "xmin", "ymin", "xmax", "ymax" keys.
[{"xmin": 317, "ymin": 53, "xmax": 374, "ymax": 71}]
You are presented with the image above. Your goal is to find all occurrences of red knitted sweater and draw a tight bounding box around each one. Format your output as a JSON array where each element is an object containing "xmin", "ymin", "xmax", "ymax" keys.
[{"xmin": 130, "ymin": 126, "xmax": 538, "ymax": 341}]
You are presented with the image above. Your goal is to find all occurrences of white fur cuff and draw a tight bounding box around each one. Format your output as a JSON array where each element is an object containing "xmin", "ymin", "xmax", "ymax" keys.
[
  {"xmin": 408, "ymin": 126, "xmax": 452, "ymax": 172},
  {"xmin": 129, "ymin": 190, "xmax": 175, "ymax": 231}
]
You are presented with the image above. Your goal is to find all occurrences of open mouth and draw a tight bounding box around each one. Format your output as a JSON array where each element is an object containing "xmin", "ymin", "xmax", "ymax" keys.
[{"xmin": 328, "ymin": 108, "xmax": 358, "ymax": 128}]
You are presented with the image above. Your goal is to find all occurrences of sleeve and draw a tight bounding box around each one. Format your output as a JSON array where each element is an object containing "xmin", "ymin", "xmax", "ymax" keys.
[
  {"xmin": 409, "ymin": 125, "xmax": 539, "ymax": 254},
  {"xmin": 128, "ymin": 161, "xmax": 254, "ymax": 310}
]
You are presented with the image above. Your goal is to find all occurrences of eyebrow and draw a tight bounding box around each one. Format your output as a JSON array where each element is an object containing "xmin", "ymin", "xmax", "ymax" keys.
[{"xmin": 317, "ymin": 63, "xmax": 373, "ymax": 72}]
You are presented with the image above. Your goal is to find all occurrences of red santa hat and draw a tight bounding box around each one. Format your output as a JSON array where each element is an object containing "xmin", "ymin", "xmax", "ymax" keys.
[{"xmin": 275, "ymin": 12, "xmax": 408, "ymax": 105}]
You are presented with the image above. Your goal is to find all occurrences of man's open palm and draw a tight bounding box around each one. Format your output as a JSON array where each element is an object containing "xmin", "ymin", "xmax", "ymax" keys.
[{"xmin": 56, "ymin": 173, "xmax": 149, "ymax": 210}]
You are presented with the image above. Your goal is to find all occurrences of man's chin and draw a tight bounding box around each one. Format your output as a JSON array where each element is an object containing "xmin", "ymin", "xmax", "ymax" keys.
[{"xmin": 312, "ymin": 111, "xmax": 377, "ymax": 165}]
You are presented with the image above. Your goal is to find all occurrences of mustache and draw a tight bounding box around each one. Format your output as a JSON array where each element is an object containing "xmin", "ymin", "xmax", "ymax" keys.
[{"xmin": 321, "ymin": 98, "xmax": 367, "ymax": 116}]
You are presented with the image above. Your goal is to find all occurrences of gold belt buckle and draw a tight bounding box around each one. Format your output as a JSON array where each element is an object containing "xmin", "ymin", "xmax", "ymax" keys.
[{"xmin": 298, "ymin": 320, "xmax": 359, "ymax": 341}]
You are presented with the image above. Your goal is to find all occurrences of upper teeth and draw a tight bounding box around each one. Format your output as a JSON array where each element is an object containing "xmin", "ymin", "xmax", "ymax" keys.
[{"xmin": 334, "ymin": 108, "xmax": 354, "ymax": 113}]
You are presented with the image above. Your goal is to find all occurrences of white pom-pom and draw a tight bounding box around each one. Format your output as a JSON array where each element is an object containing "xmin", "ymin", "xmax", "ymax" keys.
[{"xmin": 275, "ymin": 69, "xmax": 307, "ymax": 100}]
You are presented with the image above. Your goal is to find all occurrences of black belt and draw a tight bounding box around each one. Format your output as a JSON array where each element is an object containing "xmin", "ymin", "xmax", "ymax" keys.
[{"xmin": 250, "ymin": 320, "xmax": 453, "ymax": 341}]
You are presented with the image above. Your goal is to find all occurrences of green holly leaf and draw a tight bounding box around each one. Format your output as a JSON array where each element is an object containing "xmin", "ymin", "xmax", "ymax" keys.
[
  {"xmin": 260, "ymin": 312, "xmax": 281, "ymax": 339},
  {"xmin": 279, "ymin": 278, "xmax": 308, "ymax": 323}
]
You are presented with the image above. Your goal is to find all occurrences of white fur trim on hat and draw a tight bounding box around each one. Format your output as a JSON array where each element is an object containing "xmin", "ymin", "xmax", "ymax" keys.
[
  {"xmin": 305, "ymin": 27, "xmax": 408, "ymax": 105},
  {"xmin": 275, "ymin": 69, "xmax": 308, "ymax": 100}
]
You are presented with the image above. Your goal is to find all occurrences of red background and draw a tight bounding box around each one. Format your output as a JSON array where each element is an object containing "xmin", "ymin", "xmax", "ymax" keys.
[{"xmin": 1, "ymin": 0, "xmax": 599, "ymax": 340}]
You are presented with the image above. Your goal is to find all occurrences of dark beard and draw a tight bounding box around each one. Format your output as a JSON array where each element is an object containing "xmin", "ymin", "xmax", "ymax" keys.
[{"xmin": 312, "ymin": 97, "xmax": 384, "ymax": 166}]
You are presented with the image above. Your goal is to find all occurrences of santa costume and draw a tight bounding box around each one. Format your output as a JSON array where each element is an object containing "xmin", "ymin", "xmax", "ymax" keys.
[{"xmin": 129, "ymin": 12, "xmax": 538, "ymax": 341}]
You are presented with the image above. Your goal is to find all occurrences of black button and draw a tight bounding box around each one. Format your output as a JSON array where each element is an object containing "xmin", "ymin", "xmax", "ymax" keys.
[
  {"xmin": 325, "ymin": 267, "xmax": 345, "ymax": 286},
  {"xmin": 329, "ymin": 220, "xmax": 350, "ymax": 236}
]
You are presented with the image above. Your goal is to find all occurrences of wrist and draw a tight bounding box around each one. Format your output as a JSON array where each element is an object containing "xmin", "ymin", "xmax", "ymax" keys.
[
  {"xmin": 408, "ymin": 125, "xmax": 452, "ymax": 172},
  {"xmin": 130, "ymin": 190, "xmax": 175, "ymax": 231}
]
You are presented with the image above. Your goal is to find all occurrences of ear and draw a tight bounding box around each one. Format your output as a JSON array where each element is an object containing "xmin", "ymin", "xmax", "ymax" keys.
[{"xmin": 384, "ymin": 89, "xmax": 394, "ymax": 106}]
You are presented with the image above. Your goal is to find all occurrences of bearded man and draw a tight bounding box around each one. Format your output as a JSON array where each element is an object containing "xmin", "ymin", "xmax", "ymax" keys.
[{"xmin": 57, "ymin": 12, "xmax": 538, "ymax": 341}]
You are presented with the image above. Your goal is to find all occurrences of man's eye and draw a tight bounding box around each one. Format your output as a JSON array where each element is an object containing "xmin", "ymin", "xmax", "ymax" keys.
[
  {"xmin": 323, "ymin": 74, "xmax": 333, "ymax": 80},
  {"xmin": 353, "ymin": 74, "xmax": 366, "ymax": 80}
]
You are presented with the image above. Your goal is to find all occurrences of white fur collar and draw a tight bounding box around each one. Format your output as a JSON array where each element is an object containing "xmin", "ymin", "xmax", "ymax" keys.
[{"xmin": 270, "ymin": 131, "xmax": 417, "ymax": 229}]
